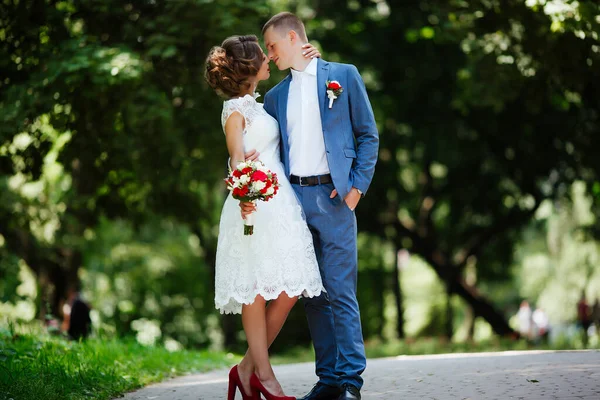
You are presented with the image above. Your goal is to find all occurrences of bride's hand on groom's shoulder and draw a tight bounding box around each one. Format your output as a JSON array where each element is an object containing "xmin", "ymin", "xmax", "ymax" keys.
[{"xmin": 302, "ymin": 43, "xmax": 321, "ymax": 59}]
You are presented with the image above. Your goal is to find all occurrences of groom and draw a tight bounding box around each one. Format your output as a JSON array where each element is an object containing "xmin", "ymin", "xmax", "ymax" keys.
[{"xmin": 245, "ymin": 12, "xmax": 378, "ymax": 400}]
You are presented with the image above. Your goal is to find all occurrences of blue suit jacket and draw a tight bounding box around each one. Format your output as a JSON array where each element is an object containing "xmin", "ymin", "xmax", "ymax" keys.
[{"xmin": 263, "ymin": 58, "xmax": 379, "ymax": 200}]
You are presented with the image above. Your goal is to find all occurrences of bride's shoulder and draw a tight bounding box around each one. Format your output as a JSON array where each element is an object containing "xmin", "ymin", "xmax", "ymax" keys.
[
  {"xmin": 221, "ymin": 92, "xmax": 263, "ymax": 126},
  {"xmin": 223, "ymin": 92, "xmax": 260, "ymax": 108}
]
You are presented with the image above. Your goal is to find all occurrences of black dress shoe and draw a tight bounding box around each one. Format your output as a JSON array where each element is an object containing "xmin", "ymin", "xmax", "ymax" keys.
[
  {"xmin": 298, "ymin": 382, "xmax": 342, "ymax": 400},
  {"xmin": 337, "ymin": 383, "xmax": 361, "ymax": 400}
]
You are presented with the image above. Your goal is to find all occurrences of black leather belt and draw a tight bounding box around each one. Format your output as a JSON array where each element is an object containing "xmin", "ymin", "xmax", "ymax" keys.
[{"xmin": 290, "ymin": 173, "xmax": 332, "ymax": 186}]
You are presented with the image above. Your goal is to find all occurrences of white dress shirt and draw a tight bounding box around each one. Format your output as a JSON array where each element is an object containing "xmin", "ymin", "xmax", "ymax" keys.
[{"xmin": 287, "ymin": 58, "xmax": 330, "ymax": 177}]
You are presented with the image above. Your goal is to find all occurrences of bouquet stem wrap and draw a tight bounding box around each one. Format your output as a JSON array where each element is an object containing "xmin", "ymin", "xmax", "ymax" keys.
[{"xmin": 243, "ymin": 201, "xmax": 256, "ymax": 236}]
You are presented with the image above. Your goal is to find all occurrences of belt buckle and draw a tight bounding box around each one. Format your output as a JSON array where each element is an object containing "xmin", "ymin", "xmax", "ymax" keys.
[{"xmin": 299, "ymin": 176, "xmax": 309, "ymax": 187}]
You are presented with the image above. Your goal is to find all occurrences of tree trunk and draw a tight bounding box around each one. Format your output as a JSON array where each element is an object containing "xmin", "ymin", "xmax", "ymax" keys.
[
  {"xmin": 37, "ymin": 251, "xmax": 81, "ymax": 321},
  {"xmin": 463, "ymin": 258, "xmax": 477, "ymax": 341},
  {"xmin": 416, "ymin": 248, "xmax": 516, "ymax": 337},
  {"xmin": 0, "ymin": 225, "xmax": 82, "ymax": 322},
  {"xmin": 393, "ymin": 249, "xmax": 406, "ymax": 338},
  {"xmin": 222, "ymin": 314, "xmax": 239, "ymax": 350},
  {"xmin": 445, "ymin": 285, "xmax": 453, "ymax": 339},
  {"xmin": 422, "ymin": 256, "xmax": 516, "ymax": 337},
  {"xmin": 450, "ymin": 278, "xmax": 516, "ymax": 337},
  {"xmin": 464, "ymin": 306, "xmax": 475, "ymax": 341}
]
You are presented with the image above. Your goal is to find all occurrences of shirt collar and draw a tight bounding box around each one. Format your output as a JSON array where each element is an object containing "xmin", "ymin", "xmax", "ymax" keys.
[{"xmin": 291, "ymin": 57, "xmax": 318, "ymax": 80}]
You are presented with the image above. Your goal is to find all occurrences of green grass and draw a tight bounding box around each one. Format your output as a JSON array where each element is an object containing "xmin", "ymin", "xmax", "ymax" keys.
[{"xmin": 0, "ymin": 328, "xmax": 235, "ymax": 400}]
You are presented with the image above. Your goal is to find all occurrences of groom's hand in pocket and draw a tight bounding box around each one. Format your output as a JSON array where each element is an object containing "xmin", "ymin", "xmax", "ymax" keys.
[{"xmin": 343, "ymin": 188, "xmax": 362, "ymax": 211}]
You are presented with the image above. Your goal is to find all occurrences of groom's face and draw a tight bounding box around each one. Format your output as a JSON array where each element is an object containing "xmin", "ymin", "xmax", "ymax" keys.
[{"xmin": 263, "ymin": 26, "xmax": 293, "ymax": 70}]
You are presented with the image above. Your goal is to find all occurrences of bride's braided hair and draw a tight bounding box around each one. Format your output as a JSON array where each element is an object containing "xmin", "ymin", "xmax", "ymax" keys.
[{"xmin": 205, "ymin": 35, "xmax": 263, "ymax": 98}]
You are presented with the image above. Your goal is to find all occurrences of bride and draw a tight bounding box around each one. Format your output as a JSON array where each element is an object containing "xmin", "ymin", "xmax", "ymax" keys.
[{"xmin": 205, "ymin": 35, "xmax": 324, "ymax": 400}]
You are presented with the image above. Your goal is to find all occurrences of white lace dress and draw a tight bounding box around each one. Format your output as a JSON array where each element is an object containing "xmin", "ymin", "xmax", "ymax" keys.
[{"xmin": 214, "ymin": 93, "xmax": 324, "ymax": 314}]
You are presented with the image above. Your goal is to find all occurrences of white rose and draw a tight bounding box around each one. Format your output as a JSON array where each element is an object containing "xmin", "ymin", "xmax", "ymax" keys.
[
  {"xmin": 266, "ymin": 187, "xmax": 275, "ymax": 195},
  {"xmin": 252, "ymin": 181, "xmax": 267, "ymax": 191},
  {"xmin": 257, "ymin": 164, "xmax": 269, "ymax": 173},
  {"xmin": 238, "ymin": 175, "xmax": 250, "ymax": 185}
]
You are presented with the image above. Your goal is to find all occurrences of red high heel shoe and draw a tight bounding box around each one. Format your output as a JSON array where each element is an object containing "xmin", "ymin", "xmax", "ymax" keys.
[
  {"xmin": 250, "ymin": 373, "xmax": 295, "ymax": 400},
  {"xmin": 227, "ymin": 365, "xmax": 258, "ymax": 400}
]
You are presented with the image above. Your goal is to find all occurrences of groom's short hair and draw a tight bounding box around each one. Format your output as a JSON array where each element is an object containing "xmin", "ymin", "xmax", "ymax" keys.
[{"xmin": 262, "ymin": 12, "xmax": 308, "ymax": 42}]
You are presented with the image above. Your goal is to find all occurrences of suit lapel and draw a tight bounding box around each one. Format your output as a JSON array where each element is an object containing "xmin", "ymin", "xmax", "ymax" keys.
[
  {"xmin": 278, "ymin": 75, "xmax": 291, "ymax": 143},
  {"xmin": 278, "ymin": 75, "xmax": 292, "ymax": 175},
  {"xmin": 317, "ymin": 58, "xmax": 330, "ymax": 123}
]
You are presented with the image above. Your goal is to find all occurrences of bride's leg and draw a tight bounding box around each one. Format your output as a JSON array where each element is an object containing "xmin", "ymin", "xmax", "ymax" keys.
[
  {"xmin": 241, "ymin": 294, "xmax": 288, "ymax": 395},
  {"xmin": 265, "ymin": 292, "xmax": 298, "ymax": 344},
  {"xmin": 239, "ymin": 293, "xmax": 298, "ymax": 393},
  {"xmin": 241, "ymin": 292, "xmax": 298, "ymax": 361}
]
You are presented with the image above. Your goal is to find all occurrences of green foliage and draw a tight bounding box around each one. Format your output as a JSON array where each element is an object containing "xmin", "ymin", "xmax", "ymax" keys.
[
  {"xmin": 1, "ymin": 0, "xmax": 600, "ymax": 350},
  {"xmin": 0, "ymin": 0, "xmax": 271, "ymax": 345},
  {"xmin": 514, "ymin": 181, "xmax": 600, "ymax": 323},
  {"xmin": 81, "ymin": 217, "xmax": 217, "ymax": 348},
  {"xmin": 303, "ymin": 0, "xmax": 600, "ymax": 335}
]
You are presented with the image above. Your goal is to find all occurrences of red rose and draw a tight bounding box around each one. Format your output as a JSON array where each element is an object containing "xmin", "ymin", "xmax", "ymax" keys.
[
  {"xmin": 232, "ymin": 187, "xmax": 242, "ymax": 197},
  {"xmin": 328, "ymin": 82, "xmax": 341, "ymax": 90},
  {"xmin": 241, "ymin": 167, "xmax": 253, "ymax": 175},
  {"xmin": 232, "ymin": 169, "xmax": 242, "ymax": 178},
  {"xmin": 251, "ymin": 170, "xmax": 268, "ymax": 182}
]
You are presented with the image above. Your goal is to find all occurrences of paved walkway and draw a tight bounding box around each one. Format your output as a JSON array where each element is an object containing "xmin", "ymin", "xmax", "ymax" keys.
[{"xmin": 119, "ymin": 350, "xmax": 600, "ymax": 399}]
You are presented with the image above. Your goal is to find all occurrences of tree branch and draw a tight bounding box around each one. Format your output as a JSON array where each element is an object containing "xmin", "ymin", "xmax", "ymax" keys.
[{"xmin": 454, "ymin": 194, "xmax": 543, "ymax": 270}]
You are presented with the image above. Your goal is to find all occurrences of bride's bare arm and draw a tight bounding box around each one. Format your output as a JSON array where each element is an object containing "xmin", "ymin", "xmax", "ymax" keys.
[
  {"xmin": 224, "ymin": 111, "xmax": 246, "ymax": 171},
  {"xmin": 225, "ymin": 112, "xmax": 257, "ymax": 217}
]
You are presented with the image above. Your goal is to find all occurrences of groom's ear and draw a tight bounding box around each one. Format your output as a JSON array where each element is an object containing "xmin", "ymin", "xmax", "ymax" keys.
[{"xmin": 288, "ymin": 29, "xmax": 299, "ymax": 44}]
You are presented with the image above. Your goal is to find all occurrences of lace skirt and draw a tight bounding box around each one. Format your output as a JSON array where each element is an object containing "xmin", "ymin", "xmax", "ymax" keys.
[{"xmin": 214, "ymin": 169, "xmax": 324, "ymax": 314}]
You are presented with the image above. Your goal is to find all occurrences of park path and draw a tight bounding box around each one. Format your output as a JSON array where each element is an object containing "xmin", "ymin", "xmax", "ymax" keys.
[{"xmin": 118, "ymin": 350, "xmax": 600, "ymax": 399}]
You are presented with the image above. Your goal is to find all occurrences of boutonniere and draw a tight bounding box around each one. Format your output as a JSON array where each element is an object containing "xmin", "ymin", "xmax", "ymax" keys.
[{"xmin": 326, "ymin": 80, "xmax": 343, "ymax": 109}]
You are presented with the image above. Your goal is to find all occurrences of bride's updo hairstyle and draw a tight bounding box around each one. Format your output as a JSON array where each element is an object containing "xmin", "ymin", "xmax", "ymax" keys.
[{"xmin": 205, "ymin": 35, "xmax": 263, "ymax": 98}]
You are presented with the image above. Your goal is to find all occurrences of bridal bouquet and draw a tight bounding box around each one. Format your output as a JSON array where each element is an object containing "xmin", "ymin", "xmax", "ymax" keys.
[{"xmin": 225, "ymin": 160, "xmax": 280, "ymax": 235}]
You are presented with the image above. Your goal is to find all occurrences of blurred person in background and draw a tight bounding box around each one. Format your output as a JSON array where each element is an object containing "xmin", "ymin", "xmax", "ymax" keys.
[
  {"xmin": 576, "ymin": 292, "xmax": 591, "ymax": 346},
  {"xmin": 61, "ymin": 285, "xmax": 92, "ymax": 340},
  {"xmin": 517, "ymin": 300, "xmax": 533, "ymax": 340}
]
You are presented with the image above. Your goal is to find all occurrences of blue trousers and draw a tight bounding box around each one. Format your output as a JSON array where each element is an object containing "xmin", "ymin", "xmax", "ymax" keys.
[{"xmin": 292, "ymin": 182, "xmax": 366, "ymax": 389}]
